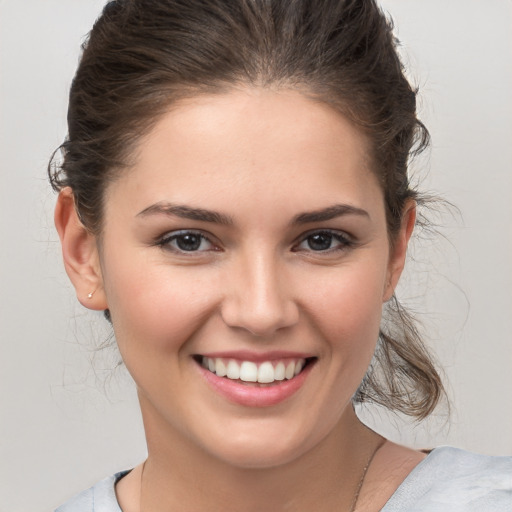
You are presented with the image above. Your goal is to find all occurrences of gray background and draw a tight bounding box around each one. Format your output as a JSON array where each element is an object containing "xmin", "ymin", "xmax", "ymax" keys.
[{"xmin": 1, "ymin": 1, "xmax": 511, "ymax": 510}]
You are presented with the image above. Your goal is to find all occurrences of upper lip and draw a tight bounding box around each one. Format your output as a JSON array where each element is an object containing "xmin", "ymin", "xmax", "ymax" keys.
[{"xmin": 196, "ymin": 350, "xmax": 315, "ymax": 362}]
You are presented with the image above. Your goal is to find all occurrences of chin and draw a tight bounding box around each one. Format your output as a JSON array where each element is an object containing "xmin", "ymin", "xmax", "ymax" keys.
[
  {"xmin": 214, "ymin": 442, "xmax": 307, "ymax": 470},
  {"xmin": 201, "ymin": 421, "xmax": 321, "ymax": 470}
]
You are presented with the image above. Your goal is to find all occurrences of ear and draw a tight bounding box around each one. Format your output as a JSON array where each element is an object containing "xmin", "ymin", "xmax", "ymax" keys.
[
  {"xmin": 383, "ymin": 200, "xmax": 416, "ymax": 302},
  {"xmin": 54, "ymin": 187, "xmax": 108, "ymax": 310}
]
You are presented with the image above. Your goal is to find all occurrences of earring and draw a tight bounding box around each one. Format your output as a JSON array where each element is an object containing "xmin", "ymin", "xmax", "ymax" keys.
[{"xmin": 87, "ymin": 291, "xmax": 95, "ymax": 299}]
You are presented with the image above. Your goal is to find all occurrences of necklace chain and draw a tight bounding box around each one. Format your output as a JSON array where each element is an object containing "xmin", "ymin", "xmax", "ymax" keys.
[
  {"xmin": 139, "ymin": 438, "xmax": 385, "ymax": 512},
  {"xmin": 349, "ymin": 438, "xmax": 386, "ymax": 512}
]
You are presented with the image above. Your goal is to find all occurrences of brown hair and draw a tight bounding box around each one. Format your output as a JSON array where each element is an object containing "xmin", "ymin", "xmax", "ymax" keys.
[{"xmin": 49, "ymin": 0, "xmax": 444, "ymax": 419}]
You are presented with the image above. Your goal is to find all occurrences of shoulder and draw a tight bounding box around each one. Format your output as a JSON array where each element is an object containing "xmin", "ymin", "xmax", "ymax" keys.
[
  {"xmin": 55, "ymin": 471, "xmax": 130, "ymax": 512},
  {"xmin": 381, "ymin": 446, "xmax": 512, "ymax": 512}
]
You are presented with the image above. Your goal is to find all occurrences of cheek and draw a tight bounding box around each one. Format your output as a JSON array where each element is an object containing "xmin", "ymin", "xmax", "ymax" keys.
[
  {"xmin": 102, "ymin": 253, "xmax": 221, "ymax": 357},
  {"xmin": 302, "ymin": 261, "xmax": 386, "ymax": 355}
]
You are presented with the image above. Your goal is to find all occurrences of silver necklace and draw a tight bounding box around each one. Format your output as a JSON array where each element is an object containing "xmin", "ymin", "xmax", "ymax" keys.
[{"xmin": 349, "ymin": 438, "xmax": 386, "ymax": 512}]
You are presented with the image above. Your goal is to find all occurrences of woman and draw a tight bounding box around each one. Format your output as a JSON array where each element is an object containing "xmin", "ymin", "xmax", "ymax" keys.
[{"xmin": 49, "ymin": 0, "xmax": 511, "ymax": 510}]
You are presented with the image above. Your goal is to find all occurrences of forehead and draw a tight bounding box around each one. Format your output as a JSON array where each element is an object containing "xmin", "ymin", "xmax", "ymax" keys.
[{"xmin": 105, "ymin": 88, "xmax": 383, "ymax": 222}]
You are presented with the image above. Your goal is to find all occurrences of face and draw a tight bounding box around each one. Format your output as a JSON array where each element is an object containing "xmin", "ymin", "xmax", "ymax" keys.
[{"xmin": 93, "ymin": 88, "xmax": 408, "ymax": 468}]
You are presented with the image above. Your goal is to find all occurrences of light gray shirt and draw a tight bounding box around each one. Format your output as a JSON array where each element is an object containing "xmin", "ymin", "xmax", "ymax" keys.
[{"xmin": 56, "ymin": 446, "xmax": 512, "ymax": 511}]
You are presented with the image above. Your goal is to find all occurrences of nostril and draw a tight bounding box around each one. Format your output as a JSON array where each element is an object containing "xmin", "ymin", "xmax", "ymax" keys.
[{"xmin": 220, "ymin": 299, "xmax": 299, "ymax": 337}]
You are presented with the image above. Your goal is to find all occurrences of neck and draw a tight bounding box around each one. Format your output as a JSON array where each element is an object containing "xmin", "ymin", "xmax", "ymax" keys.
[{"xmin": 139, "ymin": 395, "xmax": 382, "ymax": 512}]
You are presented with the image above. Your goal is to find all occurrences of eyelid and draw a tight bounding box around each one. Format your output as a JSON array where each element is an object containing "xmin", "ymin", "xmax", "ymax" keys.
[
  {"xmin": 155, "ymin": 228, "xmax": 354, "ymax": 254},
  {"xmin": 291, "ymin": 228, "xmax": 355, "ymax": 252},
  {"xmin": 157, "ymin": 229, "xmax": 220, "ymax": 253}
]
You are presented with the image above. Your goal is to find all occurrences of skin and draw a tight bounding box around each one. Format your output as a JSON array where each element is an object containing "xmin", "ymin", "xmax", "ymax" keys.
[{"xmin": 55, "ymin": 88, "xmax": 423, "ymax": 511}]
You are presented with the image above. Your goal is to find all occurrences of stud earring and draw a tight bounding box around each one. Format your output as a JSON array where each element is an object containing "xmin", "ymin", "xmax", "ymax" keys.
[{"xmin": 87, "ymin": 291, "xmax": 95, "ymax": 299}]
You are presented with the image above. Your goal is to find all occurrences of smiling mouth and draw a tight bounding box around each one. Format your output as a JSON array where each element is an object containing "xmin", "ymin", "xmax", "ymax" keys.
[{"xmin": 195, "ymin": 356, "xmax": 316, "ymax": 385}]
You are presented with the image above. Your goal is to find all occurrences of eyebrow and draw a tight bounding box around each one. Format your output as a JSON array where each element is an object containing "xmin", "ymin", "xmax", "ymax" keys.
[
  {"xmin": 137, "ymin": 202, "xmax": 234, "ymax": 225},
  {"xmin": 137, "ymin": 202, "xmax": 369, "ymax": 226},
  {"xmin": 291, "ymin": 204, "xmax": 370, "ymax": 224}
]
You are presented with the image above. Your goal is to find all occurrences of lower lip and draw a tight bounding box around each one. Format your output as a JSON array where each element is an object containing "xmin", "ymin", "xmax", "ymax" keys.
[{"xmin": 197, "ymin": 361, "xmax": 314, "ymax": 408}]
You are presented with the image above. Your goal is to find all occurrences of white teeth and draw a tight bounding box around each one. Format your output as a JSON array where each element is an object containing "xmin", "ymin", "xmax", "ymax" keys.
[
  {"xmin": 215, "ymin": 359, "xmax": 227, "ymax": 377},
  {"xmin": 239, "ymin": 361, "xmax": 258, "ymax": 382},
  {"xmin": 285, "ymin": 362, "xmax": 295, "ymax": 380},
  {"xmin": 274, "ymin": 362, "xmax": 285, "ymax": 381},
  {"xmin": 226, "ymin": 360, "xmax": 240, "ymax": 380},
  {"xmin": 257, "ymin": 362, "xmax": 275, "ymax": 384},
  {"xmin": 201, "ymin": 357, "xmax": 307, "ymax": 384}
]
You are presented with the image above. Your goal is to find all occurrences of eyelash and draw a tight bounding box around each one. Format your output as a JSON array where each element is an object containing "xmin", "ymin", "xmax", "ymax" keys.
[
  {"xmin": 157, "ymin": 230, "xmax": 217, "ymax": 253},
  {"xmin": 292, "ymin": 229, "xmax": 354, "ymax": 254},
  {"xmin": 157, "ymin": 229, "xmax": 354, "ymax": 254}
]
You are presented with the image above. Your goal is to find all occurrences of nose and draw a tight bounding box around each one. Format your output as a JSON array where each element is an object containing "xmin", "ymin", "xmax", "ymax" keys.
[{"xmin": 220, "ymin": 251, "xmax": 299, "ymax": 337}]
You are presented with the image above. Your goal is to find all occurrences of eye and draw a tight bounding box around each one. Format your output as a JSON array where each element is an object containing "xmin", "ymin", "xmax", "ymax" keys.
[
  {"xmin": 159, "ymin": 230, "xmax": 216, "ymax": 253},
  {"xmin": 294, "ymin": 230, "xmax": 353, "ymax": 253}
]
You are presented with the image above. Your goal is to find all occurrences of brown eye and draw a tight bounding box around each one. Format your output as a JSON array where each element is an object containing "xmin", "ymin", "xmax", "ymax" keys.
[
  {"xmin": 175, "ymin": 233, "xmax": 203, "ymax": 251},
  {"xmin": 307, "ymin": 233, "xmax": 334, "ymax": 251},
  {"xmin": 159, "ymin": 231, "xmax": 215, "ymax": 252},
  {"xmin": 294, "ymin": 230, "xmax": 352, "ymax": 253}
]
